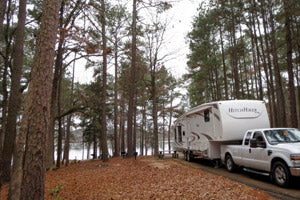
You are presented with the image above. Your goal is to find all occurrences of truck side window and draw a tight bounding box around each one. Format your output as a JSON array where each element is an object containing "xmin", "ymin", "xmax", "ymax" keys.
[
  {"xmin": 253, "ymin": 132, "xmax": 266, "ymax": 147},
  {"xmin": 204, "ymin": 109, "xmax": 210, "ymax": 122},
  {"xmin": 244, "ymin": 132, "xmax": 252, "ymax": 145}
]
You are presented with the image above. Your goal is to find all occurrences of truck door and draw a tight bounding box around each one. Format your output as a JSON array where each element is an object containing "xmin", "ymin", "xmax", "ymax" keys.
[
  {"xmin": 246, "ymin": 131, "xmax": 269, "ymax": 171},
  {"xmin": 240, "ymin": 131, "xmax": 253, "ymax": 166}
]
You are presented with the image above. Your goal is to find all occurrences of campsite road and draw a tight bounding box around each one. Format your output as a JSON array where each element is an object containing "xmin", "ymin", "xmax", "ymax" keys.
[{"xmin": 174, "ymin": 156, "xmax": 300, "ymax": 200}]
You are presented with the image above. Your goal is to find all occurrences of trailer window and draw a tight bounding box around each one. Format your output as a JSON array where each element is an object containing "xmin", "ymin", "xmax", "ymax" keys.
[
  {"xmin": 174, "ymin": 128, "xmax": 177, "ymax": 140},
  {"xmin": 244, "ymin": 131, "xmax": 252, "ymax": 145},
  {"xmin": 204, "ymin": 109, "xmax": 210, "ymax": 122},
  {"xmin": 178, "ymin": 126, "xmax": 182, "ymax": 142}
]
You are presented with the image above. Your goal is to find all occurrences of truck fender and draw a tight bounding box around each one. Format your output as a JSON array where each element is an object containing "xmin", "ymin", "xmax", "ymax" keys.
[{"xmin": 270, "ymin": 156, "xmax": 290, "ymax": 172}]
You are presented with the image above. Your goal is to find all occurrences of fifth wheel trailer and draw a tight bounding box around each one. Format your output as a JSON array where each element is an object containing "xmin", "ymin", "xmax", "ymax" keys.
[{"xmin": 173, "ymin": 100, "xmax": 270, "ymax": 162}]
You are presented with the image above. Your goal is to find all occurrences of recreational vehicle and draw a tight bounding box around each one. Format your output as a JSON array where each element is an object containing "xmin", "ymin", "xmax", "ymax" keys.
[{"xmin": 174, "ymin": 100, "xmax": 270, "ymax": 162}]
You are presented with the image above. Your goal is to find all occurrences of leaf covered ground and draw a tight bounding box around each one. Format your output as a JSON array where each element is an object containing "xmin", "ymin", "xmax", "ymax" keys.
[{"xmin": 1, "ymin": 156, "xmax": 275, "ymax": 200}]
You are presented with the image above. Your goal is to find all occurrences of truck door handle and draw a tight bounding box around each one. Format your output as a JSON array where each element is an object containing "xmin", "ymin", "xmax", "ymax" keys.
[
  {"xmin": 249, "ymin": 149, "xmax": 251, "ymax": 153},
  {"xmin": 268, "ymin": 150, "xmax": 272, "ymax": 156}
]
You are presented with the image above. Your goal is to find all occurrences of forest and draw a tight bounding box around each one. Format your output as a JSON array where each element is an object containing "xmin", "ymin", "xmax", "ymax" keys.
[
  {"xmin": 186, "ymin": 0, "xmax": 300, "ymax": 128},
  {"xmin": 0, "ymin": 0, "xmax": 299, "ymax": 199}
]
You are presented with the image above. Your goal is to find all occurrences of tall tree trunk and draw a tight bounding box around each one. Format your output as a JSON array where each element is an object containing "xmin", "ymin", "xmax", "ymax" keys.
[
  {"xmin": 0, "ymin": 0, "xmax": 7, "ymax": 41},
  {"xmin": 260, "ymin": 0, "xmax": 278, "ymax": 127},
  {"xmin": 113, "ymin": 39, "xmax": 119, "ymax": 157},
  {"xmin": 100, "ymin": 0, "xmax": 109, "ymax": 162},
  {"xmin": 283, "ymin": 0, "xmax": 298, "ymax": 128},
  {"xmin": 0, "ymin": 0, "xmax": 11, "ymax": 153},
  {"xmin": 229, "ymin": 0, "xmax": 240, "ymax": 99},
  {"xmin": 168, "ymin": 91, "xmax": 173, "ymax": 154},
  {"xmin": 126, "ymin": 0, "xmax": 137, "ymax": 157},
  {"xmin": 251, "ymin": 7, "xmax": 263, "ymax": 100},
  {"xmin": 162, "ymin": 101, "xmax": 165, "ymax": 152},
  {"xmin": 0, "ymin": 0, "xmax": 26, "ymax": 185},
  {"xmin": 0, "ymin": 62, "xmax": 8, "ymax": 154},
  {"xmin": 63, "ymin": 54, "xmax": 75, "ymax": 166},
  {"xmin": 152, "ymin": 70, "xmax": 159, "ymax": 156},
  {"xmin": 268, "ymin": 0, "xmax": 287, "ymax": 127},
  {"xmin": 219, "ymin": 20, "xmax": 228, "ymax": 100},
  {"xmin": 56, "ymin": 72, "xmax": 63, "ymax": 168},
  {"xmin": 133, "ymin": 95, "xmax": 137, "ymax": 153},
  {"xmin": 8, "ymin": 0, "xmax": 60, "ymax": 198},
  {"xmin": 120, "ymin": 97, "xmax": 125, "ymax": 153},
  {"xmin": 64, "ymin": 115, "xmax": 71, "ymax": 165},
  {"xmin": 46, "ymin": 0, "xmax": 66, "ymax": 169},
  {"xmin": 254, "ymin": 3, "xmax": 274, "ymax": 127},
  {"xmin": 93, "ymin": 131, "xmax": 97, "ymax": 159},
  {"xmin": 140, "ymin": 104, "xmax": 146, "ymax": 156},
  {"xmin": 87, "ymin": 142, "xmax": 90, "ymax": 159}
]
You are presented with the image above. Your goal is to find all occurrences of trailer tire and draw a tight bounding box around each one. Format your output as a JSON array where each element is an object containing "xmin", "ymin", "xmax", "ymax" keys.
[
  {"xmin": 225, "ymin": 154, "xmax": 236, "ymax": 172},
  {"xmin": 187, "ymin": 151, "xmax": 193, "ymax": 162},
  {"xmin": 271, "ymin": 161, "xmax": 290, "ymax": 187}
]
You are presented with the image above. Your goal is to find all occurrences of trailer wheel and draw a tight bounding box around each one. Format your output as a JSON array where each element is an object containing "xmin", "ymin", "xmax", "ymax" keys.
[
  {"xmin": 225, "ymin": 154, "xmax": 236, "ymax": 172},
  {"xmin": 187, "ymin": 151, "xmax": 193, "ymax": 162},
  {"xmin": 272, "ymin": 161, "xmax": 290, "ymax": 187}
]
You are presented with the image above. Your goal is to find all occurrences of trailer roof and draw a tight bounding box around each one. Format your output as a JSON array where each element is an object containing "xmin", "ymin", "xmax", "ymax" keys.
[{"xmin": 175, "ymin": 99, "xmax": 265, "ymax": 122}]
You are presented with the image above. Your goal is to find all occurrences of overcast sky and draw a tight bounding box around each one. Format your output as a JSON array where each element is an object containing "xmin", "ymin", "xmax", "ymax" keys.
[
  {"xmin": 73, "ymin": 0, "xmax": 201, "ymax": 83},
  {"xmin": 162, "ymin": 0, "xmax": 200, "ymax": 78}
]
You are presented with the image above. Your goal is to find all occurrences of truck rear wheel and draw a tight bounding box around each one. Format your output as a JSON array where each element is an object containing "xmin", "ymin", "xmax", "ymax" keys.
[
  {"xmin": 225, "ymin": 154, "xmax": 236, "ymax": 172},
  {"xmin": 272, "ymin": 161, "xmax": 290, "ymax": 187}
]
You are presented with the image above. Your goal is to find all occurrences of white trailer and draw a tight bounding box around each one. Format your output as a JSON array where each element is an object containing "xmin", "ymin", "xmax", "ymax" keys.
[{"xmin": 174, "ymin": 100, "xmax": 270, "ymax": 162}]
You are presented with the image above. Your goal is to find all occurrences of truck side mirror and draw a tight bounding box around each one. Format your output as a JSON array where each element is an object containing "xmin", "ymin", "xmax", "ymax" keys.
[{"xmin": 250, "ymin": 139, "xmax": 257, "ymax": 148}]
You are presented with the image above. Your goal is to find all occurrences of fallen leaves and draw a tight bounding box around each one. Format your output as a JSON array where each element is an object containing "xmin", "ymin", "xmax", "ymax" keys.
[{"xmin": 1, "ymin": 157, "xmax": 275, "ymax": 200}]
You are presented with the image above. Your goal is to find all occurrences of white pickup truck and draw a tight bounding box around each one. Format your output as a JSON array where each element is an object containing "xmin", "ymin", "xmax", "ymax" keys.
[{"xmin": 221, "ymin": 128, "xmax": 300, "ymax": 187}]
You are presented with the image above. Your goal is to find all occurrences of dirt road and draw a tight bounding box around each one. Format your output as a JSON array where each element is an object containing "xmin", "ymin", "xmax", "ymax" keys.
[{"xmin": 173, "ymin": 155, "xmax": 300, "ymax": 200}]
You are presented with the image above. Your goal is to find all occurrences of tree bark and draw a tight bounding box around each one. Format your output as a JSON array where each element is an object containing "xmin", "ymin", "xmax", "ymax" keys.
[
  {"xmin": 100, "ymin": 0, "xmax": 109, "ymax": 162},
  {"xmin": 251, "ymin": 5, "xmax": 263, "ymax": 100},
  {"xmin": 268, "ymin": 0, "xmax": 287, "ymax": 127},
  {"xmin": 0, "ymin": 0, "xmax": 7, "ymax": 41},
  {"xmin": 46, "ymin": 0, "xmax": 66, "ymax": 169},
  {"xmin": 254, "ymin": 2, "xmax": 274, "ymax": 127},
  {"xmin": 168, "ymin": 91, "xmax": 173, "ymax": 154},
  {"xmin": 260, "ymin": 0, "xmax": 278, "ymax": 127},
  {"xmin": 151, "ymin": 70, "xmax": 159, "ymax": 156},
  {"xmin": 140, "ymin": 104, "xmax": 146, "ymax": 156},
  {"xmin": 229, "ymin": 0, "xmax": 240, "ymax": 99},
  {"xmin": 113, "ymin": 39, "xmax": 119, "ymax": 157},
  {"xmin": 283, "ymin": 0, "xmax": 298, "ymax": 128},
  {"xmin": 133, "ymin": 94, "xmax": 137, "ymax": 153},
  {"xmin": 0, "ymin": 0, "xmax": 26, "ymax": 184},
  {"xmin": 126, "ymin": 0, "xmax": 137, "ymax": 157},
  {"xmin": 120, "ymin": 97, "xmax": 125, "ymax": 153},
  {"xmin": 0, "ymin": 0, "xmax": 11, "ymax": 155},
  {"xmin": 56, "ymin": 71, "xmax": 63, "ymax": 168},
  {"xmin": 63, "ymin": 54, "xmax": 75, "ymax": 166},
  {"xmin": 219, "ymin": 21, "xmax": 228, "ymax": 100},
  {"xmin": 8, "ymin": 0, "xmax": 61, "ymax": 199}
]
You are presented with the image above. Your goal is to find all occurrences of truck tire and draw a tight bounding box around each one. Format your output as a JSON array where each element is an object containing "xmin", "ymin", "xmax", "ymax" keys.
[
  {"xmin": 272, "ymin": 161, "xmax": 290, "ymax": 187},
  {"xmin": 225, "ymin": 154, "xmax": 236, "ymax": 172}
]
